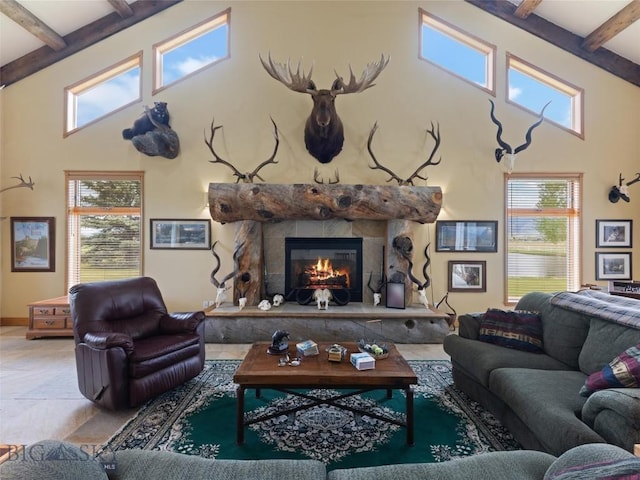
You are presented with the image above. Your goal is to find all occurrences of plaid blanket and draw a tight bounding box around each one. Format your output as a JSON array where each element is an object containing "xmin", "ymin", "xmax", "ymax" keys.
[{"xmin": 550, "ymin": 290, "xmax": 640, "ymax": 330}]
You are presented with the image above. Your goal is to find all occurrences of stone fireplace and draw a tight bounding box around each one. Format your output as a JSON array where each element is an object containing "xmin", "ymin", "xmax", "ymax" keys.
[
  {"xmin": 205, "ymin": 182, "xmax": 448, "ymax": 343},
  {"xmin": 209, "ymin": 182, "xmax": 443, "ymax": 308}
]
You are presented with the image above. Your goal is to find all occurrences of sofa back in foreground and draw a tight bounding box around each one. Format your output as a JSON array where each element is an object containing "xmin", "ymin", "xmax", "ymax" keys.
[{"xmin": 1, "ymin": 440, "xmax": 639, "ymax": 480}]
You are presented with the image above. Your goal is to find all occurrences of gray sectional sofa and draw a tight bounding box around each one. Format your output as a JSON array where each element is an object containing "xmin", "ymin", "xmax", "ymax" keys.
[
  {"xmin": 443, "ymin": 290, "xmax": 640, "ymax": 456},
  {"xmin": 1, "ymin": 439, "xmax": 639, "ymax": 480}
]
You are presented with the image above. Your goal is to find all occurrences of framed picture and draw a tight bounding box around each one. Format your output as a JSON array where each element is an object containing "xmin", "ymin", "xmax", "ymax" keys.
[
  {"xmin": 596, "ymin": 219, "xmax": 632, "ymax": 248},
  {"xmin": 386, "ymin": 282, "xmax": 405, "ymax": 309},
  {"xmin": 436, "ymin": 221, "xmax": 498, "ymax": 252},
  {"xmin": 10, "ymin": 217, "xmax": 55, "ymax": 272},
  {"xmin": 150, "ymin": 219, "xmax": 211, "ymax": 250},
  {"xmin": 448, "ymin": 260, "xmax": 486, "ymax": 292},
  {"xmin": 595, "ymin": 252, "xmax": 632, "ymax": 280}
]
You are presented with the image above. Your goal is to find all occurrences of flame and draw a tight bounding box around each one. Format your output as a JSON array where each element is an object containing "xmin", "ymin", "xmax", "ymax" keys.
[{"xmin": 305, "ymin": 257, "xmax": 350, "ymax": 287}]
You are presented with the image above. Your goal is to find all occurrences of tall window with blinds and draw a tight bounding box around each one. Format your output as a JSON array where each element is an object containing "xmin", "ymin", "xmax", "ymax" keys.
[
  {"xmin": 66, "ymin": 171, "xmax": 143, "ymax": 289},
  {"xmin": 505, "ymin": 173, "xmax": 582, "ymax": 303}
]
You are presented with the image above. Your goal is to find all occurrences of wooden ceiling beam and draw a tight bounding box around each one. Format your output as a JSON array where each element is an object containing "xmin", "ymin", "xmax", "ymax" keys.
[
  {"xmin": 582, "ymin": 0, "xmax": 640, "ymax": 52},
  {"xmin": 514, "ymin": 0, "xmax": 542, "ymax": 19},
  {"xmin": 0, "ymin": 0, "xmax": 181, "ymax": 88},
  {"xmin": 0, "ymin": 0, "xmax": 66, "ymax": 51},
  {"xmin": 464, "ymin": 0, "xmax": 640, "ymax": 88},
  {"xmin": 108, "ymin": 0, "xmax": 135, "ymax": 18}
]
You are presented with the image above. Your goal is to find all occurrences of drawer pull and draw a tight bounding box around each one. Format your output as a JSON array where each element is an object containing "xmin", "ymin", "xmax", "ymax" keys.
[
  {"xmin": 45, "ymin": 319, "xmax": 55, "ymax": 325},
  {"xmin": 37, "ymin": 309, "xmax": 48, "ymax": 314}
]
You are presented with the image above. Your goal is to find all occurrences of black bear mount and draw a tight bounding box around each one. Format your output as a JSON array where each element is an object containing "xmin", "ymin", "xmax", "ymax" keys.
[{"xmin": 122, "ymin": 102, "xmax": 180, "ymax": 159}]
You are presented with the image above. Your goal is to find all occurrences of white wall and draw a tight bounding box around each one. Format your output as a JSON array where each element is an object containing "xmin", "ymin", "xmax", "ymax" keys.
[{"xmin": 1, "ymin": 1, "xmax": 639, "ymax": 318}]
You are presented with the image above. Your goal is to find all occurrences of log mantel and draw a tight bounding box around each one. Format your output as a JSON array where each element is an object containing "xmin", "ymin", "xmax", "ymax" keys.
[{"xmin": 208, "ymin": 183, "xmax": 442, "ymax": 224}]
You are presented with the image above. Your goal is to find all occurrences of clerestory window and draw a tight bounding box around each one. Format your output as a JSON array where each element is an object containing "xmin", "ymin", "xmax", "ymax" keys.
[
  {"xmin": 419, "ymin": 9, "xmax": 496, "ymax": 95},
  {"xmin": 507, "ymin": 54, "xmax": 584, "ymax": 138},
  {"xmin": 153, "ymin": 8, "xmax": 230, "ymax": 93},
  {"xmin": 64, "ymin": 53, "xmax": 142, "ymax": 137}
]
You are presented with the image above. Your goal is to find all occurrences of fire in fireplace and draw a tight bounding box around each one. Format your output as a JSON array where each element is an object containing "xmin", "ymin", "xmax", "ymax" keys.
[{"xmin": 285, "ymin": 237, "xmax": 363, "ymax": 302}]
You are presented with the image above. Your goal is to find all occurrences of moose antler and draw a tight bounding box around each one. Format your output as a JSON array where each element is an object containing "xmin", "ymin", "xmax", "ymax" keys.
[
  {"xmin": 260, "ymin": 54, "xmax": 316, "ymax": 93},
  {"xmin": 210, "ymin": 241, "xmax": 245, "ymax": 288},
  {"xmin": 367, "ymin": 122, "xmax": 442, "ymax": 185},
  {"xmin": 205, "ymin": 117, "xmax": 279, "ymax": 183},
  {"xmin": 313, "ymin": 168, "xmax": 340, "ymax": 184},
  {"xmin": 489, "ymin": 99, "xmax": 550, "ymax": 172},
  {"xmin": 0, "ymin": 174, "xmax": 35, "ymax": 194},
  {"xmin": 332, "ymin": 54, "xmax": 390, "ymax": 95}
]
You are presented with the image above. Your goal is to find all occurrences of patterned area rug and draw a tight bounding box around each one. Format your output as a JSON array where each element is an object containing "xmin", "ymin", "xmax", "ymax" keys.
[{"xmin": 105, "ymin": 360, "xmax": 520, "ymax": 471}]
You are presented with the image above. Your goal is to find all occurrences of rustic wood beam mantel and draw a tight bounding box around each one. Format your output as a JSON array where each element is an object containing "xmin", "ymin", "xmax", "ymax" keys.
[{"xmin": 208, "ymin": 183, "xmax": 442, "ymax": 224}]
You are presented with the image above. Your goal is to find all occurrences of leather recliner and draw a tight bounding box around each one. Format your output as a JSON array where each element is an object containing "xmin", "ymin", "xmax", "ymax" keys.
[{"xmin": 69, "ymin": 277, "xmax": 205, "ymax": 410}]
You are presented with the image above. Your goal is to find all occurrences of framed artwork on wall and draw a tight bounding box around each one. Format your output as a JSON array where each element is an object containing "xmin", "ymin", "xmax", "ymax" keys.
[
  {"xmin": 386, "ymin": 282, "xmax": 405, "ymax": 309},
  {"xmin": 10, "ymin": 217, "xmax": 55, "ymax": 272},
  {"xmin": 596, "ymin": 219, "xmax": 632, "ymax": 248},
  {"xmin": 436, "ymin": 221, "xmax": 498, "ymax": 252},
  {"xmin": 448, "ymin": 260, "xmax": 486, "ymax": 292},
  {"xmin": 150, "ymin": 219, "xmax": 211, "ymax": 250},
  {"xmin": 595, "ymin": 252, "xmax": 632, "ymax": 280}
]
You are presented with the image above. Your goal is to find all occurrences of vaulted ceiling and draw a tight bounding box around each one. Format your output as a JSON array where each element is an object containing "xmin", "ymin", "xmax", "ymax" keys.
[{"xmin": 1, "ymin": 0, "xmax": 639, "ymax": 88}]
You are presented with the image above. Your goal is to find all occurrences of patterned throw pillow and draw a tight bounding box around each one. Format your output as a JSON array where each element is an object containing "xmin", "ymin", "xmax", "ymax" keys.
[
  {"xmin": 478, "ymin": 308, "xmax": 543, "ymax": 353},
  {"xmin": 545, "ymin": 458, "xmax": 640, "ymax": 480},
  {"xmin": 580, "ymin": 344, "xmax": 640, "ymax": 397}
]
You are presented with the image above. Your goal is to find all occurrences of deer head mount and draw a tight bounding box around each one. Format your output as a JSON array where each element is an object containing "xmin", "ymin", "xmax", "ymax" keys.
[
  {"xmin": 488, "ymin": 99, "xmax": 550, "ymax": 174},
  {"xmin": 0, "ymin": 174, "xmax": 35, "ymax": 194},
  {"xmin": 260, "ymin": 53, "xmax": 390, "ymax": 164},
  {"xmin": 609, "ymin": 172, "xmax": 640, "ymax": 203},
  {"xmin": 367, "ymin": 122, "xmax": 442, "ymax": 185},
  {"xmin": 205, "ymin": 117, "xmax": 279, "ymax": 183}
]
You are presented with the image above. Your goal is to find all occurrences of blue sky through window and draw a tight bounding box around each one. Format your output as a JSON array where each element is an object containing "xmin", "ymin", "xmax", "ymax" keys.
[
  {"xmin": 76, "ymin": 68, "xmax": 140, "ymax": 127},
  {"xmin": 161, "ymin": 23, "xmax": 228, "ymax": 87}
]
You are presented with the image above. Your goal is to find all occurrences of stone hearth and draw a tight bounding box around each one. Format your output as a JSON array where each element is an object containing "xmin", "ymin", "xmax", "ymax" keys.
[{"xmin": 205, "ymin": 303, "xmax": 451, "ymax": 344}]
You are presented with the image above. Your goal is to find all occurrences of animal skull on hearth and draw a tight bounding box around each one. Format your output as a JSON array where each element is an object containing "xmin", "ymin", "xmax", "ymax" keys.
[
  {"xmin": 272, "ymin": 294, "xmax": 284, "ymax": 307},
  {"xmin": 373, "ymin": 293, "xmax": 382, "ymax": 307},
  {"xmin": 215, "ymin": 287, "xmax": 229, "ymax": 308},
  {"xmin": 313, "ymin": 288, "xmax": 332, "ymax": 310},
  {"xmin": 238, "ymin": 297, "xmax": 247, "ymax": 310},
  {"xmin": 258, "ymin": 299, "xmax": 272, "ymax": 311},
  {"xmin": 418, "ymin": 289, "xmax": 429, "ymax": 309}
]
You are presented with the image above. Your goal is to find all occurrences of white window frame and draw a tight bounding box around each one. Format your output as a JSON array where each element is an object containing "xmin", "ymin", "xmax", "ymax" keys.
[
  {"xmin": 419, "ymin": 9, "xmax": 496, "ymax": 95},
  {"xmin": 504, "ymin": 173, "xmax": 582, "ymax": 304},
  {"xmin": 507, "ymin": 54, "xmax": 584, "ymax": 138},
  {"xmin": 152, "ymin": 8, "xmax": 230, "ymax": 94},
  {"xmin": 64, "ymin": 52, "xmax": 142, "ymax": 137}
]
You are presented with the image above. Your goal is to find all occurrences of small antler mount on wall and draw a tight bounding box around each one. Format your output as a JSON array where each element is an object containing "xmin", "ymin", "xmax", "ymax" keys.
[{"xmin": 608, "ymin": 172, "xmax": 640, "ymax": 203}]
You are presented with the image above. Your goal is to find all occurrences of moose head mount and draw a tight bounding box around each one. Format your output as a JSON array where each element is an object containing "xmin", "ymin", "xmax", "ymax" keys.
[
  {"xmin": 260, "ymin": 53, "xmax": 390, "ymax": 164},
  {"xmin": 488, "ymin": 99, "xmax": 550, "ymax": 174}
]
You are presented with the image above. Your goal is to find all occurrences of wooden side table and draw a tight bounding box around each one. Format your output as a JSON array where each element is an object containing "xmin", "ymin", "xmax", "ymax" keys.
[{"xmin": 26, "ymin": 296, "xmax": 72, "ymax": 339}]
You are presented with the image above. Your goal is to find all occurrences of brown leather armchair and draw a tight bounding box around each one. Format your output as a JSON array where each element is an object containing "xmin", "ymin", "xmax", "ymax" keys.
[{"xmin": 69, "ymin": 277, "xmax": 205, "ymax": 410}]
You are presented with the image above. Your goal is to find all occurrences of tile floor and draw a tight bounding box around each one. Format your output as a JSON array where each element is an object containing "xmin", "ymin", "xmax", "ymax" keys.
[{"xmin": 0, "ymin": 326, "xmax": 450, "ymax": 448}]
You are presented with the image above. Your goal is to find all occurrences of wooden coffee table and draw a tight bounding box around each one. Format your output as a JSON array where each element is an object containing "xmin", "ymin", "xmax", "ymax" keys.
[{"xmin": 233, "ymin": 341, "xmax": 418, "ymax": 445}]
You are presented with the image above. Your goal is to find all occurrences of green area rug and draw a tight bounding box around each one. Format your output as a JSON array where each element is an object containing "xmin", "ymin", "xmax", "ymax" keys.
[{"xmin": 106, "ymin": 360, "xmax": 520, "ymax": 471}]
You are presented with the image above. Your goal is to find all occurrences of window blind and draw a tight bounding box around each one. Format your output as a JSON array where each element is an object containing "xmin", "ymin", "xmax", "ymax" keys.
[
  {"xmin": 505, "ymin": 173, "xmax": 582, "ymax": 303},
  {"xmin": 66, "ymin": 171, "xmax": 143, "ymax": 289}
]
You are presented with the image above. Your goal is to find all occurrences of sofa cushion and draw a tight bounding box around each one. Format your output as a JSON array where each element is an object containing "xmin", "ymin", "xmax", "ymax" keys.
[
  {"xmin": 0, "ymin": 440, "xmax": 108, "ymax": 480},
  {"xmin": 579, "ymin": 319, "xmax": 640, "ymax": 375},
  {"xmin": 580, "ymin": 344, "xmax": 640, "ymax": 396},
  {"xmin": 516, "ymin": 292, "xmax": 591, "ymax": 369},
  {"xmin": 479, "ymin": 309, "xmax": 543, "ymax": 352},
  {"xmin": 543, "ymin": 443, "xmax": 640, "ymax": 480},
  {"xmin": 113, "ymin": 449, "xmax": 327, "ymax": 480},
  {"xmin": 489, "ymin": 368, "xmax": 603, "ymax": 456},
  {"xmin": 444, "ymin": 335, "xmax": 570, "ymax": 388},
  {"xmin": 328, "ymin": 450, "xmax": 556, "ymax": 480}
]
